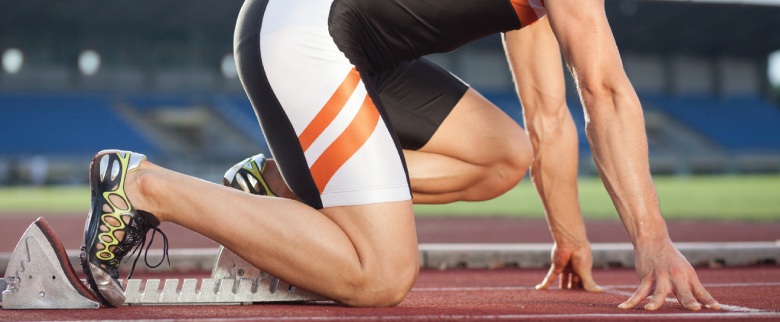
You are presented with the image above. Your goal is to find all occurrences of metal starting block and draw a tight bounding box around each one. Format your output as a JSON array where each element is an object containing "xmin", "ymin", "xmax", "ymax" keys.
[
  {"xmin": 1, "ymin": 217, "xmax": 329, "ymax": 309},
  {"xmin": 1, "ymin": 218, "xmax": 101, "ymax": 309},
  {"xmin": 122, "ymin": 246, "xmax": 328, "ymax": 305}
]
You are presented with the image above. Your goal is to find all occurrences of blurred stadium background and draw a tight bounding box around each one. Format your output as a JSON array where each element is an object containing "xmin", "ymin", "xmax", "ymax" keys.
[{"xmin": 0, "ymin": 0, "xmax": 778, "ymax": 206}]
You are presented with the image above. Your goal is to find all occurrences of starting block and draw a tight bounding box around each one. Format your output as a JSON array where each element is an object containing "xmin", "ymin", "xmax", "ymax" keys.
[{"xmin": 1, "ymin": 218, "xmax": 328, "ymax": 309}]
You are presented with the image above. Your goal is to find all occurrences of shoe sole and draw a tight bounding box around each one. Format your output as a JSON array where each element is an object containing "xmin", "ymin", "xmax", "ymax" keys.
[{"xmin": 80, "ymin": 150, "xmax": 118, "ymax": 308}]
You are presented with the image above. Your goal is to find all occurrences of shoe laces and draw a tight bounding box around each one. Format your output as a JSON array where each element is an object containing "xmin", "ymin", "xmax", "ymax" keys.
[{"xmin": 123, "ymin": 226, "xmax": 170, "ymax": 279}]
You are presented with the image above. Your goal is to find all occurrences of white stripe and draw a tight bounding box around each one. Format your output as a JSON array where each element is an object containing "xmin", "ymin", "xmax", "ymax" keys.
[
  {"xmin": 411, "ymin": 282, "xmax": 780, "ymax": 291},
  {"xmin": 602, "ymin": 289, "xmax": 764, "ymax": 313},
  {"xmin": 95, "ymin": 312, "xmax": 780, "ymax": 322},
  {"xmin": 412, "ymin": 286, "xmax": 536, "ymax": 292},
  {"xmin": 605, "ymin": 282, "xmax": 780, "ymax": 289},
  {"xmin": 303, "ymin": 81, "xmax": 367, "ymax": 167},
  {"xmin": 528, "ymin": 0, "xmax": 547, "ymax": 18}
]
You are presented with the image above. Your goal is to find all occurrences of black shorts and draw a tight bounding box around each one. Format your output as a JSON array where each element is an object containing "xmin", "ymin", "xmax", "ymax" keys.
[{"xmin": 234, "ymin": 0, "xmax": 545, "ymax": 208}]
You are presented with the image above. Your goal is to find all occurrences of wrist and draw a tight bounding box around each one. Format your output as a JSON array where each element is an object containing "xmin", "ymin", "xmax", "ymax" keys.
[
  {"xmin": 625, "ymin": 213, "xmax": 670, "ymax": 246},
  {"xmin": 550, "ymin": 228, "xmax": 589, "ymax": 250},
  {"xmin": 634, "ymin": 231, "xmax": 672, "ymax": 249}
]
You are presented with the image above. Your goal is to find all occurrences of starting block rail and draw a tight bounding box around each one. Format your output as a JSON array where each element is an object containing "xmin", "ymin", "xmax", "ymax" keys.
[{"xmin": 120, "ymin": 245, "xmax": 328, "ymax": 306}]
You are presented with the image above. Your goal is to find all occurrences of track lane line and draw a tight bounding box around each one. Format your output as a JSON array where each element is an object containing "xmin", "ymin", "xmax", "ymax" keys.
[
  {"xmin": 411, "ymin": 282, "xmax": 780, "ymax": 292},
  {"xmin": 602, "ymin": 289, "xmax": 765, "ymax": 313},
  {"xmin": 89, "ymin": 312, "xmax": 780, "ymax": 321}
]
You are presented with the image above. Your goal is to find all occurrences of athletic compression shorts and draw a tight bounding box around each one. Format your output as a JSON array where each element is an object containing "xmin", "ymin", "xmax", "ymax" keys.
[{"xmin": 234, "ymin": 0, "xmax": 547, "ymax": 209}]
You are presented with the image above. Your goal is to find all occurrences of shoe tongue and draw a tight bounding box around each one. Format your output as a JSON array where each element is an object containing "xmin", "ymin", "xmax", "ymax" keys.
[{"xmin": 137, "ymin": 210, "xmax": 161, "ymax": 228}]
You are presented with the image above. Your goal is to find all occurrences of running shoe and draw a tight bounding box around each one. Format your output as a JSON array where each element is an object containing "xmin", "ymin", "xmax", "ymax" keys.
[
  {"xmin": 223, "ymin": 153, "xmax": 276, "ymax": 196},
  {"xmin": 80, "ymin": 150, "xmax": 169, "ymax": 308}
]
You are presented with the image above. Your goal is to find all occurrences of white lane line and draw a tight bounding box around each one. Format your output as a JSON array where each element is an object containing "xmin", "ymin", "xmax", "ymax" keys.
[
  {"xmin": 703, "ymin": 282, "xmax": 780, "ymax": 287},
  {"xmin": 411, "ymin": 282, "xmax": 780, "ymax": 292},
  {"xmin": 97, "ymin": 312, "xmax": 780, "ymax": 322},
  {"xmin": 412, "ymin": 286, "xmax": 536, "ymax": 292},
  {"xmin": 602, "ymin": 289, "xmax": 764, "ymax": 313},
  {"xmin": 412, "ymin": 285, "xmax": 772, "ymax": 313},
  {"xmin": 605, "ymin": 282, "xmax": 780, "ymax": 288}
]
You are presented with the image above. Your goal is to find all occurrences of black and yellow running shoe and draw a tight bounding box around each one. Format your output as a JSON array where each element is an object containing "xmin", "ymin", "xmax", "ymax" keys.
[
  {"xmin": 223, "ymin": 154, "xmax": 276, "ymax": 196},
  {"xmin": 80, "ymin": 150, "xmax": 169, "ymax": 308}
]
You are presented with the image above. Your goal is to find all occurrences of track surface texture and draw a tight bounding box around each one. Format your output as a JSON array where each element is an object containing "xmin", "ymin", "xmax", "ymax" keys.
[
  {"xmin": 1, "ymin": 267, "xmax": 779, "ymax": 321},
  {"xmin": 2, "ymin": 213, "xmax": 779, "ymax": 321},
  {"xmin": 2, "ymin": 214, "xmax": 780, "ymax": 251}
]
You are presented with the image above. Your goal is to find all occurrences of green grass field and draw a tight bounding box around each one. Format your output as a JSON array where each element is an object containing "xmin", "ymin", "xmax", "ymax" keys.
[{"xmin": 0, "ymin": 175, "xmax": 778, "ymax": 220}]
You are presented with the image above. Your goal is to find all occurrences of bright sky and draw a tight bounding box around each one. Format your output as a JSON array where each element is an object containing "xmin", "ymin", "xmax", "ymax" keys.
[{"xmin": 770, "ymin": 50, "xmax": 780, "ymax": 87}]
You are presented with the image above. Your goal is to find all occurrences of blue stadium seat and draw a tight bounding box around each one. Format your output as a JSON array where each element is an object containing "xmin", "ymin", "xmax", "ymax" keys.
[
  {"xmin": 644, "ymin": 95, "xmax": 780, "ymax": 152},
  {"xmin": 0, "ymin": 94, "xmax": 160, "ymax": 156},
  {"xmin": 210, "ymin": 95, "xmax": 268, "ymax": 150},
  {"xmin": 125, "ymin": 94, "xmax": 202, "ymax": 112}
]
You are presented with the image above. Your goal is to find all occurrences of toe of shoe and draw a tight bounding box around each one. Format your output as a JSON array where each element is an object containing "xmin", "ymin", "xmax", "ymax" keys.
[{"xmin": 88, "ymin": 262, "xmax": 126, "ymax": 307}]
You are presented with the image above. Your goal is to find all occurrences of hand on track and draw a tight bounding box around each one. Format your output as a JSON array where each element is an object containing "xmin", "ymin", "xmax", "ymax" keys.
[
  {"xmin": 619, "ymin": 239, "xmax": 720, "ymax": 311},
  {"xmin": 536, "ymin": 242, "xmax": 603, "ymax": 292}
]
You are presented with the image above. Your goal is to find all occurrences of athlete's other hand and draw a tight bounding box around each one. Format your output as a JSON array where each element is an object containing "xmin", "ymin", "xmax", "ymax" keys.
[
  {"xmin": 619, "ymin": 239, "xmax": 720, "ymax": 311},
  {"xmin": 536, "ymin": 241, "xmax": 603, "ymax": 292}
]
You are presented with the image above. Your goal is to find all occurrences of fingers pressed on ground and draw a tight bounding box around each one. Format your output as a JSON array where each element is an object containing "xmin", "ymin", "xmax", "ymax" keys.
[
  {"xmin": 560, "ymin": 263, "xmax": 573, "ymax": 289},
  {"xmin": 578, "ymin": 272, "xmax": 603, "ymax": 292},
  {"xmin": 692, "ymin": 282, "xmax": 721, "ymax": 310},
  {"xmin": 618, "ymin": 281, "xmax": 652, "ymax": 309},
  {"xmin": 645, "ymin": 288, "xmax": 669, "ymax": 311},
  {"xmin": 560, "ymin": 272, "xmax": 571, "ymax": 289},
  {"xmin": 670, "ymin": 278, "xmax": 702, "ymax": 311},
  {"xmin": 571, "ymin": 274, "xmax": 581, "ymax": 289},
  {"xmin": 536, "ymin": 263, "xmax": 563, "ymax": 290},
  {"xmin": 675, "ymin": 290, "xmax": 702, "ymax": 311}
]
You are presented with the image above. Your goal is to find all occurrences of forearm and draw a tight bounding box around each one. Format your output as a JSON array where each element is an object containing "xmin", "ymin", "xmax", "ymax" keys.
[
  {"xmin": 583, "ymin": 89, "xmax": 669, "ymax": 245},
  {"xmin": 504, "ymin": 22, "xmax": 588, "ymax": 246},
  {"xmin": 545, "ymin": 1, "xmax": 670, "ymax": 246},
  {"xmin": 526, "ymin": 108, "xmax": 586, "ymax": 245}
]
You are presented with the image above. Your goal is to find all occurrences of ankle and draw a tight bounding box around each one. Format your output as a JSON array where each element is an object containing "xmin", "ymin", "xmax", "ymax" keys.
[{"xmin": 125, "ymin": 161, "xmax": 165, "ymax": 222}]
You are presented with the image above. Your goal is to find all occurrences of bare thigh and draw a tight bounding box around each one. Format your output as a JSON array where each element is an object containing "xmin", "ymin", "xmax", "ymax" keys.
[{"xmin": 403, "ymin": 88, "xmax": 533, "ymax": 203}]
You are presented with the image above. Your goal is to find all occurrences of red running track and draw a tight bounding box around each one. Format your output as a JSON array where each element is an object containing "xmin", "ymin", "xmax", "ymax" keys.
[
  {"xmin": 1, "ymin": 266, "xmax": 779, "ymax": 321},
  {"xmin": 2, "ymin": 214, "xmax": 780, "ymax": 252}
]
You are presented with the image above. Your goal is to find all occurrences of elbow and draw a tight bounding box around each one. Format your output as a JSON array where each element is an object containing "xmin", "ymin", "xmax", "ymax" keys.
[
  {"xmin": 579, "ymin": 81, "xmax": 620, "ymax": 107},
  {"xmin": 578, "ymin": 79, "xmax": 638, "ymax": 120}
]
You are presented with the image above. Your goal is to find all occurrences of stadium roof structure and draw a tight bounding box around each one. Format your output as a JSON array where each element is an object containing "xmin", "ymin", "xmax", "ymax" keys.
[
  {"xmin": 0, "ymin": 0, "xmax": 778, "ymax": 58},
  {"xmin": 606, "ymin": 0, "xmax": 780, "ymax": 57},
  {"xmin": 657, "ymin": 0, "xmax": 780, "ymax": 6}
]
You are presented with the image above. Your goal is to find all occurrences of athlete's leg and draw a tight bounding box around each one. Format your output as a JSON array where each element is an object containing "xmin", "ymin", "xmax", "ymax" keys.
[
  {"xmin": 121, "ymin": 161, "xmax": 418, "ymax": 307},
  {"xmin": 403, "ymin": 89, "xmax": 533, "ymax": 204},
  {"xmin": 259, "ymin": 85, "xmax": 533, "ymax": 205},
  {"xmin": 110, "ymin": 0, "xmax": 420, "ymax": 307}
]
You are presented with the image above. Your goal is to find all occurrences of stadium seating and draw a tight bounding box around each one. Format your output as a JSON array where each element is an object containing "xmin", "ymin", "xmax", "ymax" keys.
[
  {"xmin": 2, "ymin": 91, "xmax": 778, "ymax": 159},
  {"xmin": 0, "ymin": 93, "xmax": 160, "ymax": 156},
  {"xmin": 124, "ymin": 93, "xmax": 203, "ymax": 111},
  {"xmin": 644, "ymin": 95, "xmax": 780, "ymax": 153},
  {"xmin": 210, "ymin": 95, "xmax": 268, "ymax": 149}
]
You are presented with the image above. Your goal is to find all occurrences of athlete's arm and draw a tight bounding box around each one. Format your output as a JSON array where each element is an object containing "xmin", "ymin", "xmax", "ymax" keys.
[
  {"xmin": 503, "ymin": 18, "xmax": 601, "ymax": 292},
  {"xmin": 544, "ymin": 1, "xmax": 720, "ymax": 310}
]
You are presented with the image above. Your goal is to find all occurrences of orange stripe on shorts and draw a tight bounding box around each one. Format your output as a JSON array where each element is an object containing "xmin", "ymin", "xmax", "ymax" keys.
[
  {"xmin": 510, "ymin": 0, "xmax": 543, "ymax": 28},
  {"xmin": 309, "ymin": 94, "xmax": 380, "ymax": 193},
  {"xmin": 298, "ymin": 67, "xmax": 361, "ymax": 152}
]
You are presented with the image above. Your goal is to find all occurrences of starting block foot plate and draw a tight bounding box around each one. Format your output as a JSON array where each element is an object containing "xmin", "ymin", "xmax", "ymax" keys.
[{"xmin": 2, "ymin": 217, "xmax": 101, "ymax": 309}]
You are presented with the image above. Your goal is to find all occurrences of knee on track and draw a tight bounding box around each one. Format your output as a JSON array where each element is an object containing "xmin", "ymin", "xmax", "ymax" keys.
[{"xmin": 333, "ymin": 259, "xmax": 419, "ymax": 307}]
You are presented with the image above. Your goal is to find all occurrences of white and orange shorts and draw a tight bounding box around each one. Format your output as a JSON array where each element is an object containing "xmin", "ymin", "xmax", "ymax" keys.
[{"xmin": 234, "ymin": 0, "xmax": 546, "ymax": 209}]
